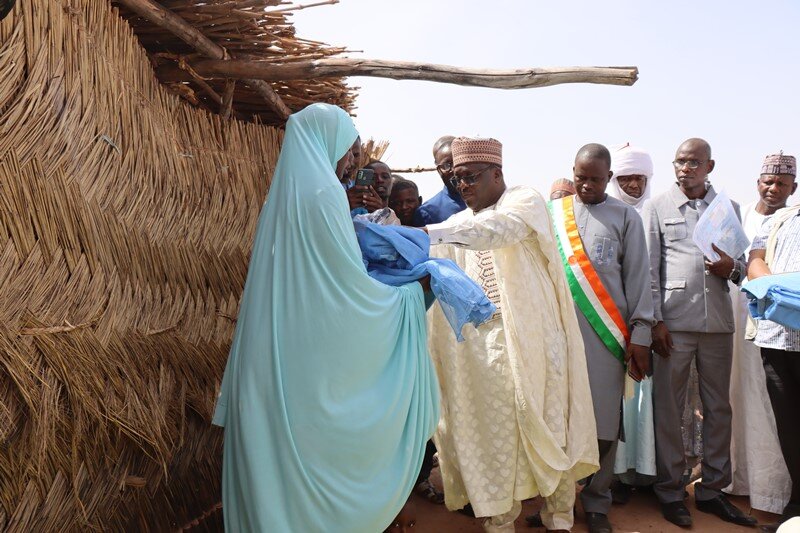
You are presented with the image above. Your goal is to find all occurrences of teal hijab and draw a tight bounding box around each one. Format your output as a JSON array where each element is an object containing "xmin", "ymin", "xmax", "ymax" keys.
[{"xmin": 213, "ymin": 103, "xmax": 439, "ymax": 532}]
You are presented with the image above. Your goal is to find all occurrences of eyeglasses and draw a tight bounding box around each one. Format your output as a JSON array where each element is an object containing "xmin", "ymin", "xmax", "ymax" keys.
[
  {"xmin": 449, "ymin": 164, "xmax": 495, "ymax": 188},
  {"xmin": 672, "ymin": 159, "xmax": 705, "ymax": 170},
  {"xmin": 437, "ymin": 161, "xmax": 453, "ymax": 173}
]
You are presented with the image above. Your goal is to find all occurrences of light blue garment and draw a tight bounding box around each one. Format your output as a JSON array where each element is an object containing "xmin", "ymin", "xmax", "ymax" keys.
[
  {"xmin": 353, "ymin": 219, "xmax": 496, "ymax": 341},
  {"xmin": 212, "ymin": 103, "xmax": 440, "ymax": 533},
  {"xmin": 743, "ymin": 272, "xmax": 800, "ymax": 330},
  {"xmin": 614, "ymin": 377, "xmax": 656, "ymax": 483}
]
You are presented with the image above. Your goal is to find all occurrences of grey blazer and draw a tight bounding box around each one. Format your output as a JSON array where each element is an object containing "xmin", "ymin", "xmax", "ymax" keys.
[{"xmin": 641, "ymin": 183, "xmax": 746, "ymax": 334}]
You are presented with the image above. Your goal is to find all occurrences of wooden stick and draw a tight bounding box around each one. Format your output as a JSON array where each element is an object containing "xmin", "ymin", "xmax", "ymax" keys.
[
  {"xmin": 268, "ymin": 0, "xmax": 339, "ymax": 13},
  {"xmin": 156, "ymin": 58, "xmax": 639, "ymax": 89},
  {"xmin": 247, "ymin": 80, "xmax": 291, "ymax": 120},
  {"xmin": 182, "ymin": 66, "xmax": 223, "ymax": 104},
  {"xmin": 116, "ymin": 0, "xmax": 292, "ymax": 119},
  {"xmin": 220, "ymin": 79, "xmax": 236, "ymax": 120},
  {"xmin": 391, "ymin": 166, "xmax": 437, "ymax": 174},
  {"xmin": 116, "ymin": 0, "xmax": 226, "ymax": 59}
]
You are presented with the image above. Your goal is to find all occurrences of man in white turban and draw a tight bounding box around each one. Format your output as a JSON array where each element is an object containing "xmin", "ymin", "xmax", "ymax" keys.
[
  {"xmin": 608, "ymin": 143, "xmax": 654, "ymax": 213},
  {"xmin": 607, "ymin": 143, "xmax": 657, "ymax": 504}
]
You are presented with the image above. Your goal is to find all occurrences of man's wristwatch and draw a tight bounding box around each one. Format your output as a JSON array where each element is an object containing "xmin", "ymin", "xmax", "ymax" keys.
[{"xmin": 727, "ymin": 261, "xmax": 741, "ymax": 281}]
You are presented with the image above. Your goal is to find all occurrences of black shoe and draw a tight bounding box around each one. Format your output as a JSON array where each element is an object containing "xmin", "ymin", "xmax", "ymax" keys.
[
  {"xmin": 585, "ymin": 512, "xmax": 612, "ymax": 533},
  {"xmin": 525, "ymin": 512, "xmax": 543, "ymax": 527},
  {"xmin": 611, "ymin": 481, "xmax": 632, "ymax": 505},
  {"xmin": 661, "ymin": 501, "xmax": 693, "ymax": 528},
  {"xmin": 759, "ymin": 523, "xmax": 780, "ymax": 533},
  {"xmin": 696, "ymin": 494, "xmax": 757, "ymax": 527},
  {"xmin": 457, "ymin": 503, "xmax": 475, "ymax": 517}
]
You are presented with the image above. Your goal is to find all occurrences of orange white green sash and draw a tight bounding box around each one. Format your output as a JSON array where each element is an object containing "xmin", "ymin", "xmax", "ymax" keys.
[{"xmin": 547, "ymin": 195, "xmax": 630, "ymax": 364}]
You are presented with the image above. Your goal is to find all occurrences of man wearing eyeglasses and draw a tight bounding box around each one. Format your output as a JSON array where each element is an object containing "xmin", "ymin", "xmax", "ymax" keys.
[
  {"xmin": 412, "ymin": 136, "xmax": 467, "ymax": 226},
  {"xmin": 422, "ymin": 137, "xmax": 599, "ymax": 532},
  {"xmin": 642, "ymin": 138, "xmax": 756, "ymax": 528}
]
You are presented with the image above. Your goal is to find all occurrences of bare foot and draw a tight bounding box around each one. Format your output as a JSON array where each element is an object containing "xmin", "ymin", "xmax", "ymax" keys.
[{"xmin": 385, "ymin": 499, "xmax": 417, "ymax": 532}]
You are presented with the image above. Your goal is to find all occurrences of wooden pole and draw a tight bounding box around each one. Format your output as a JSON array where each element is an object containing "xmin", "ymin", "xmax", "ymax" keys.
[
  {"xmin": 247, "ymin": 80, "xmax": 292, "ymax": 120},
  {"xmin": 156, "ymin": 58, "xmax": 639, "ymax": 89},
  {"xmin": 220, "ymin": 79, "xmax": 236, "ymax": 120},
  {"xmin": 116, "ymin": 0, "xmax": 225, "ymax": 59},
  {"xmin": 116, "ymin": 0, "xmax": 291, "ymax": 120},
  {"xmin": 391, "ymin": 167, "xmax": 437, "ymax": 174}
]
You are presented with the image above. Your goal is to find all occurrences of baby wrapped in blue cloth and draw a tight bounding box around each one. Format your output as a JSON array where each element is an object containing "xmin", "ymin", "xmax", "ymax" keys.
[
  {"xmin": 743, "ymin": 271, "xmax": 800, "ymax": 330},
  {"xmin": 354, "ymin": 219, "xmax": 496, "ymax": 341}
]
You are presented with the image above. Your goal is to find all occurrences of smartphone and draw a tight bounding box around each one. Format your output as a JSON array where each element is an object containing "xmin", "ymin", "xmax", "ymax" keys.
[{"xmin": 354, "ymin": 168, "xmax": 375, "ymax": 188}]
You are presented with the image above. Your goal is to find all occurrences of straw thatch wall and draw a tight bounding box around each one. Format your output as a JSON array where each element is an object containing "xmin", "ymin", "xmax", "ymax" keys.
[{"xmin": 0, "ymin": 0, "xmax": 283, "ymax": 530}]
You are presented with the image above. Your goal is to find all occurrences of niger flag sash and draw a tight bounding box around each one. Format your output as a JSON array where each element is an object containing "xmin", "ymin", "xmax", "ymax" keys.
[{"xmin": 548, "ymin": 195, "xmax": 629, "ymax": 364}]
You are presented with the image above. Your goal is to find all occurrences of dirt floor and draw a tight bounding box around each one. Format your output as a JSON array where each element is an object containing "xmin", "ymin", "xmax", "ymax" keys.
[{"xmin": 411, "ymin": 469, "xmax": 778, "ymax": 532}]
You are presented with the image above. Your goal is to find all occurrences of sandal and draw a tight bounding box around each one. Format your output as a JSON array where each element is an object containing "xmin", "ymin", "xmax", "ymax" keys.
[{"xmin": 414, "ymin": 479, "xmax": 445, "ymax": 505}]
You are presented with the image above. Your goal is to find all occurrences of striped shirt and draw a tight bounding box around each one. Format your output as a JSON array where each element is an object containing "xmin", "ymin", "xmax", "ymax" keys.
[{"xmin": 750, "ymin": 208, "xmax": 800, "ymax": 351}]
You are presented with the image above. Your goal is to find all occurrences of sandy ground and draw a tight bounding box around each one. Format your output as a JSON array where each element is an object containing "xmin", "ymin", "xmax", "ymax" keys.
[{"xmin": 410, "ymin": 469, "xmax": 778, "ymax": 532}]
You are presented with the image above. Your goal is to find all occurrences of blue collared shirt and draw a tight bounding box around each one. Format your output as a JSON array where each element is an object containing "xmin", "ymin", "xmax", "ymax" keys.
[{"xmin": 413, "ymin": 186, "xmax": 467, "ymax": 227}]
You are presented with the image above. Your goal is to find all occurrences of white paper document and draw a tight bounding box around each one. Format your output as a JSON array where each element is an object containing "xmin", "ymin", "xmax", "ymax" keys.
[{"xmin": 692, "ymin": 191, "xmax": 749, "ymax": 262}]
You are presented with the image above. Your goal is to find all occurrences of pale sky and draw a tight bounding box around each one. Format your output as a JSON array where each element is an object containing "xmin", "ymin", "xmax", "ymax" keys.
[{"xmin": 294, "ymin": 0, "xmax": 799, "ymax": 206}]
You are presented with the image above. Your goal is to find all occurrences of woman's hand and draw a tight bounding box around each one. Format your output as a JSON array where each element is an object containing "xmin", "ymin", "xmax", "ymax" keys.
[{"xmin": 417, "ymin": 274, "xmax": 432, "ymax": 293}]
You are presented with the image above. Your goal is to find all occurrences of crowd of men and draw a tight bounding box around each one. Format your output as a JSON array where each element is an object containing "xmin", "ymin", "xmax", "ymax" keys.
[{"xmin": 342, "ymin": 136, "xmax": 798, "ymax": 533}]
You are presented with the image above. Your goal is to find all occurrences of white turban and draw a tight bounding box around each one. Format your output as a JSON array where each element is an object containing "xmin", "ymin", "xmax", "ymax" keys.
[{"xmin": 609, "ymin": 143, "xmax": 654, "ymax": 213}]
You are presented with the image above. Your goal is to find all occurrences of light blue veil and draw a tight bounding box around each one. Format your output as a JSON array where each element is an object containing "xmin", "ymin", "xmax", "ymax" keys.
[{"xmin": 213, "ymin": 103, "xmax": 439, "ymax": 532}]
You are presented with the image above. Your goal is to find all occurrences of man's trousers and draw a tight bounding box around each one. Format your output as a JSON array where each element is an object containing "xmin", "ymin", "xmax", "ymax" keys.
[
  {"xmin": 762, "ymin": 347, "xmax": 800, "ymax": 517},
  {"xmin": 653, "ymin": 331, "xmax": 733, "ymax": 503}
]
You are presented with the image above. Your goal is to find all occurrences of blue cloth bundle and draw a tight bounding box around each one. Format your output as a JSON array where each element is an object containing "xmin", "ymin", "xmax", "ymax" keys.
[
  {"xmin": 742, "ymin": 272, "xmax": 800, "ymax": 330},
  {"xmin": 354, "ymin": 218, "xmax": 496, "ymax": 341}
]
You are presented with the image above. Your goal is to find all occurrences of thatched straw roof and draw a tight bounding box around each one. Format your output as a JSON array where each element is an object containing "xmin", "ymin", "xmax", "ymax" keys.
[
  {"xmin": 114, "ymin": 0, "xmax": 356, "ymax": 125},
  {"xmin": 0, "ymin": 0, "xmax": 313, "ymax": 529}
]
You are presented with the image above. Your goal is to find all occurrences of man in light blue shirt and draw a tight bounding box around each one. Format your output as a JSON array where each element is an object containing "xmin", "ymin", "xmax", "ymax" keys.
[{"xmin": 412, "ymin": 136, "xmax": 467, "ymax": 226}]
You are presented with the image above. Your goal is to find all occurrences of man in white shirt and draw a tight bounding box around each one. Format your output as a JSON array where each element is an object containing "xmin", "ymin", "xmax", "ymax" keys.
[{"xmin": 747, "ymin": 152, "xmax": 799, "ymax": 533}]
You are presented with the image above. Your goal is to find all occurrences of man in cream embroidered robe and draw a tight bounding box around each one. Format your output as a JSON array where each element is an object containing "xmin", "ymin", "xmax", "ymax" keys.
[{"xmin": 425, "ymin": 138, "xmax": 598, "ymax": 532}]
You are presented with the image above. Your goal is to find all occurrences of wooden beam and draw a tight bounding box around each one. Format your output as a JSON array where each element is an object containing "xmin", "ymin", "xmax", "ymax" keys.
[
  {"xmin": 391, "ymin": 166, "xmax": 437, "ymax": 174},
  {"xmin": 116, "ymin": 0, "xmax": 292, "ymax": 120},
  {"xmin": 220, "ymin": 79, "xmax": 236, "ymax": 120},
  {"xmin": 116, "ymin": 0, "xmax": 225, "ymax": 59},
  {"xmin": 157, "ymin": 58, "xmax": 639, "ymax": 89},
  {"xmin": 247, "ymin": 80, "xmax": 291, "ymax": 120}
]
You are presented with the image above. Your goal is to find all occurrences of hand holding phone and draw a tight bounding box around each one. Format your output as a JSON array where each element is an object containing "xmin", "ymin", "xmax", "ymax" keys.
[{"xmin": 354, "ymin": 168, "xmax": 375, "ymax": 188}]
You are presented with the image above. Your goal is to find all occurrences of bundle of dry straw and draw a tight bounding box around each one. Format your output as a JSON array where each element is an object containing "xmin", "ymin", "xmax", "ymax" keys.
[
  {"xmin": 114, "ymin": 0, "xmax": 356, "ymax": 124},
  {"xmin": 0, "ymin": 0, "xmax": 328, "ymax": 529}
]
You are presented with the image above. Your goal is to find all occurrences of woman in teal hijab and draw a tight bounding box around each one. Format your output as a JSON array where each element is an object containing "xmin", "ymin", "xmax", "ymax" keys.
[{"xmin": 213, "ymin": 103, "xmax": 439, "ymax": 532}]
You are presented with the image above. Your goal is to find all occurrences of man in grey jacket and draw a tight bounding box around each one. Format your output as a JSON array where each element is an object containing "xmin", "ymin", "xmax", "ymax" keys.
[
  {"xmin": 570, "ymin": 144, "xmax": 654, "ymax": 533},
  {"xmin": 642, "ymin": 138, "xmax": 756, "ymax": 528}
]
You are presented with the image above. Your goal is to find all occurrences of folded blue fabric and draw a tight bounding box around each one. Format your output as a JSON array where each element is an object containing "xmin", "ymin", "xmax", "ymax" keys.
[
  {"xmin": 742, "ymin": 272, "xmax": 800, "ymax": 330},
  {"xmin": 354, "ymin": 219, "xmax": 496, "ymax": 341}
]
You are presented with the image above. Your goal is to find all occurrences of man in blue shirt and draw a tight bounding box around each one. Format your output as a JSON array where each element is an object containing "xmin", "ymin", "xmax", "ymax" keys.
[{"xmin": 412, "ymin": 136, "xmax": 467, "ymax": 226}]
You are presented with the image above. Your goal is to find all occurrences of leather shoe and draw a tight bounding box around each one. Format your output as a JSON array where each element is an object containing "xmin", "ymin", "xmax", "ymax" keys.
[
  {"xmin": 661, "ymin": 501, "xmax": 693, "ymax": 528},
  {"xmin": 585, "ymin": 512, "xmax": 613, "ymax": 533},
  {"xmin": 696, "ymin": 494, "xmax": 757, "ymax": 526}
]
